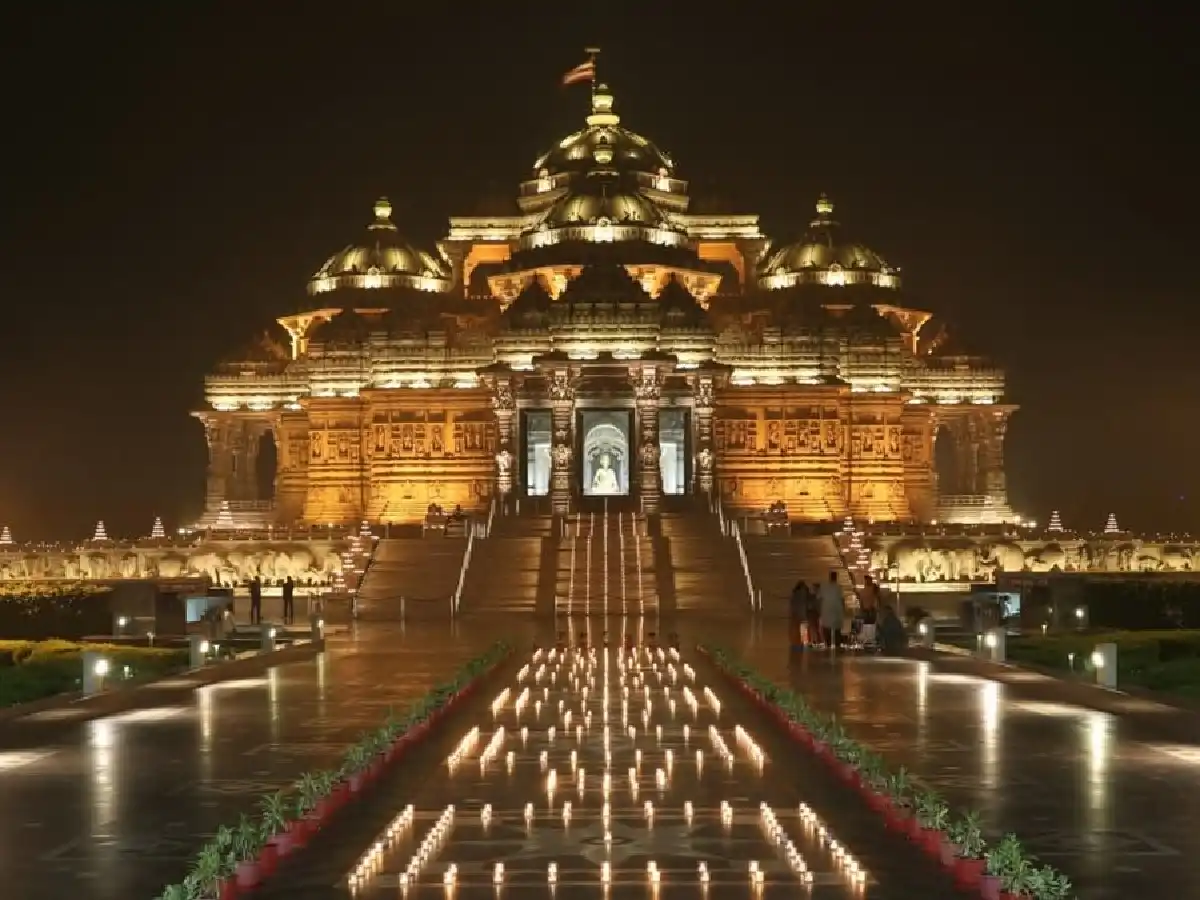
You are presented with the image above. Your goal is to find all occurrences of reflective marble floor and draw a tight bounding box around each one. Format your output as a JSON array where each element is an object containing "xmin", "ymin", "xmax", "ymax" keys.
[
  {"xmin": 261, "ymin": 636, "xmax": 962, "ymax": 899},
  {"xmin": 0, "ymin": 620, "xmax": 536, "ymax": 900},
  {"xmin": 710, "ymin": 624, "xmax": 1200, "ymax": 900}
]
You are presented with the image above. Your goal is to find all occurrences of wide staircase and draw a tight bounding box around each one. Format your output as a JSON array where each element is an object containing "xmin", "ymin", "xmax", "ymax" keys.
[
  {"xmin": 457, "ymin": 513, "xmax": 551, "ymax": 614},
  {"xmin": 741, "ymin": 533, "xmax": 857, "ymax": 618},
  {"xmin": 355, "ymin": 537, "xmax": 466, "ymax": 619},
  {"xmin": 659, "ymin": 502, "xmax": 753, "ymax": 617},
  {"xmin": 556, "ymin": 509, "xmax": 660, "ymax": 617}
]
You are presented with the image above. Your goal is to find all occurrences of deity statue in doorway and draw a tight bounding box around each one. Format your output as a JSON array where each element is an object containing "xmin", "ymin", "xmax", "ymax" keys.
[{"xmin": 591, "ymin": 453, "xmax": 620, "ymax": 494}]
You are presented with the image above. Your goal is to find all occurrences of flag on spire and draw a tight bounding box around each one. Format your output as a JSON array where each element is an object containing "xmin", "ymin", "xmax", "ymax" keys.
[{"xmin": 562, "ymin": 48, "xmax": 599, "ymax": 86}]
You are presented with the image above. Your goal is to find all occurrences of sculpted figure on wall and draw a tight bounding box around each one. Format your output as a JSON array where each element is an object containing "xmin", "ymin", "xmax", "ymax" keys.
[{"xmin": 0, "ymin": 542, "xmax": 347, "ymax": 584}]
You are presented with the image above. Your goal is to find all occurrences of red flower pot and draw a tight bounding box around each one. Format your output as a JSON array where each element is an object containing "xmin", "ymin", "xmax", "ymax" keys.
[
  {"xmin": 257, "ymin": 840, "xmax": 278, "ymax": 876},
  {"xmin": 864, "ymin": 790, "xmax": 888, "ymax": 813},
  {"xmin": 235, "ymin": 859, "xmax": 261, "ymax": 889},
  {"xmin": 953, "ymin": 856, "xmax": 984, "ymax": 888},
  {"xmin": 920, "ymin": 828, "xmax": 943, "ymax": 856},
  {"xmin": 218, "ymin": 878, "xmax": 238, "ymax": 900},
  {"xmin": 979, "ymin": 874, "xmax": 1002, "ymax": 900},
  {"xmin": 269, "ymin": 831, "xmax": 292, "ymax": 859},
  {"xmin": 286, "ymin": 819, "xmax": 308, "ymax": 849},
  {"xmin": 884, "ymin": 808, "xmax": 908, "ymax": 831},
  {"xmin": 906, "ymin": 817, "xmax": 924, "ymax": 841}
]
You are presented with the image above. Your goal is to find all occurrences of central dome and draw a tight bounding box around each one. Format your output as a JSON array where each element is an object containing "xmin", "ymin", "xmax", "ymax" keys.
[{"xmin": 519, "ymin": 85, "xmax": 688, "ymax": 216}]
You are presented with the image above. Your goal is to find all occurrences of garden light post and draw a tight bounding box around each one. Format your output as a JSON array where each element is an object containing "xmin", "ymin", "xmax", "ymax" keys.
[
  {"xmin": 114, "ymin": 614, "xmax": 129, "ymax": 638},
  {"xmin": 916, "ymin": 617, "xmax": 935, "ymax": 648},
  {"xmin": 82, "ymin": 652, "xmax": 111, "ymax": 695},
  {"xmin": 1091, "ymin": 642, "xmax": 1117, "ymax": 689},
  {"xmin": 260, "ymin": 625, "xmax": 277, "ymax": 654},
  {"xmin": 980, "ymin": 627, "xmax": 1006, "ymax": 663},
  {"xmin": 189, "ymin": 635, "xmax": 210, "ymax": 669}
]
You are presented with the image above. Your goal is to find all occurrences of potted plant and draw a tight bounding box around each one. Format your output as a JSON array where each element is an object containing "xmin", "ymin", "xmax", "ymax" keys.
[
  {"xmin": 259, "ymin": 790, "xmax": 292, "ymax": 858},
  {"xmin": 1028, "ymin": 865, "xmax": 1072, "ymax": 900},
  {"xmin": 983, "ymin": 834, "xmax": 1025, "ymax": 900},
  {"xmin": 913, "ymin": 789, "xmax": 949, "ymax": 855},
  {"xmin": 882, "ymin": 766, "xmax": 913, "ymax": 828},
  {"xmin": 232, "ymin": 814, "xmax": 265, "ymax": 888},
  {"xmin": 856, "ymin": 751, "xmax": 890, "ymax": 810},
  {"xmin": 943, "ymin": 810, "xmax": 987, "ymax": 886},
  {"xmin": 342, "ymin": 743, "xmax": 371, "ymax": 792}
]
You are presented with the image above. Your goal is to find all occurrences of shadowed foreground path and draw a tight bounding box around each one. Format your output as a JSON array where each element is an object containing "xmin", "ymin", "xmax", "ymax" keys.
[
  {"xmin": 0, "ymin": 619, "xmax": 537, "ymax": 900},
  {"xmin": 712, "ymin": 624, "xmax": 1200, "ymax": 900},
  {"xmin": 259, "ymin": 630, "xmax": 963, "ymax": 899}
]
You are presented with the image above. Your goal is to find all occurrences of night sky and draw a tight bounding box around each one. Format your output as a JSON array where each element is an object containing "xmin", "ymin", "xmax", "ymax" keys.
[{"xmin": 2, "ymin": 6, "xmax": 1196, "ymax": 539}]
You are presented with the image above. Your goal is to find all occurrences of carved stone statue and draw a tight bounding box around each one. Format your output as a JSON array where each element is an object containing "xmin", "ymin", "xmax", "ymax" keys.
[
  {"xmin": 633, "ymin": 369, "xmax": 662, "ymax": 402},
  {"xmin": 695, "ymin": 379, "xmax": 715, "ymax": 409},
  {"xmin": 590, "ymin": 454, "xmax": 620, "ymax": 494},
  {"xmin": 640, "ymin": 441, "xmax": 658, "ymax": 467},
  {"xmin": 495, "ymin": 448, "xmax": 513, "ymax": 475},
  {"xmin": 551, "ymin": 443, "xmax": 572, "ymax": 467},
  {"xmin": 549, "ymin": 373, "xmax": 574, "ymax": 403},
  {"xmin": 492, "ymin": 382, "xmax": 515, "ymax": 411},
  {"xmin": 697, "ymin": 447, "xmax": 714, "ymax": 471}
]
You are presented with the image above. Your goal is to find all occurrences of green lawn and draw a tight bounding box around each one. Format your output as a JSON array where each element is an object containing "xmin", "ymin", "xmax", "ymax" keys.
[
  {"xmin": 0, "ymin": 639, "xmax": 188, "ymax": 708},
  {"xmin": 1008, "ymin": 630, "xmax": 1200, "ymax": 695}
]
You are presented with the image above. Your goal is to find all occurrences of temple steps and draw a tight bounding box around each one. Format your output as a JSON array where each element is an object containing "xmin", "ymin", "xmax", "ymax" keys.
[
  {"xmin": 458, "ymin": 535, "xmax": 545, "ymax": 614},
  {"xmin": 555, "ymin": 512, "xmax": 659, "ymax": 617},
  {"xmin": 355, "ymin": 538, "xmax": 466, "ymax": 619},
  {"xmin": 659, "ymin": 511, "xmax": 753, "ymax": 617},
  {"xmin": 742, "ymin": 534, "xmax": 856, "ymax": 618}
]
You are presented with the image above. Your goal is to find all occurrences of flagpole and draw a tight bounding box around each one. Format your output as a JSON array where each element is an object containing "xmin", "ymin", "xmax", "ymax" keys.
[{"xmin": 585, "ymin": 46, "xmax": 601, "ymax": 92}]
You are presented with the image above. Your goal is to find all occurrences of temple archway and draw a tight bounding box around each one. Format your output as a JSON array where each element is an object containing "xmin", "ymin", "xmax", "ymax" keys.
[
  {"xmin": 256, "ymin": 430, "xmax": 278, "ymax": 501},
  {"xmin": 581, "ymin": 412, "xmax": 630, "ymax": 496},
  {"xmin": 933, "ymin": 423, "xmax": 959, "ymax": 495}
]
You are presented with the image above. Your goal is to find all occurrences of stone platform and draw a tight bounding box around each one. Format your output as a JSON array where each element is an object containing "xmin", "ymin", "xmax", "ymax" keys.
[
  {"xmin": 259, "ymin": 634, "xmax": 962, "ymax": 898},
  {"xmin": 715, "ymin": 627, "xmax": 1200, "ymax": 900},
  {"xmin": 6, "ymin": 617, "xmax": 1200, "ymax": 899},
  {"xmin": 0, "ymin": 620, "xmax": 536, "ymax": 900}
]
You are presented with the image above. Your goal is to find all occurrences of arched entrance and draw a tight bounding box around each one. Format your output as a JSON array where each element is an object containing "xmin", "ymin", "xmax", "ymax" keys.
[
  {"xmin": 255, "ymin": 430, "xmax": 277, "ymax": 501},
  {"xmin": 581, "ymin": 411, "xmax": 630, "ymax": 496},
  {"xmin": 933, "ymin": 423, "xmax": 959, "ymax": 495}
]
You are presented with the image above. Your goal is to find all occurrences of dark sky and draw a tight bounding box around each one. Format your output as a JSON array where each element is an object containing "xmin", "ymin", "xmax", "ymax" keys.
[{"xmin": 1, "ymin": 5, "xmax": 1197, "ymax": 539}]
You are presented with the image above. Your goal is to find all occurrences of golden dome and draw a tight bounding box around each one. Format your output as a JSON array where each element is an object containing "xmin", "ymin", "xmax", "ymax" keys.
[
  {"xmin": 308, "ymin": 197, "xmax": 452, "ymax": 296},
  {"xmin": 758, "ymin": 195, "xmax": 901, "ymax": 291},
  {"xmin": 520, "ymin": 85, "xmax": 685, "ymax": 215}
]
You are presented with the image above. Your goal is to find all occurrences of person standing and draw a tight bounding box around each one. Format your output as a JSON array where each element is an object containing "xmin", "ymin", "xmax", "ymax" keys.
[
  {"xmin": 818, "ymin": 570, "xmax": 846, "ymax": 651},
  {"xmin": 249, "ymin": 576, "xmax": 263, "ymax": 625},
  {"xmin": 789, "ymin": 581, "xmax": 811, "ymax": 649},
  {"xmin": 282, "ymin": 575, "xmax": 295, "ymax": 625}
]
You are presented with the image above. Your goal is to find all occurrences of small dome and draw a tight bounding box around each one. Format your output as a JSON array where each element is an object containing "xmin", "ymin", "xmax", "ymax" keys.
[
  {"xmin": 308, "ymin": 198, "xmax": 452, "ymax": 296},
  {"xmin": 758, "ymin": 195, "xmax": 901, "ymax": 291}
]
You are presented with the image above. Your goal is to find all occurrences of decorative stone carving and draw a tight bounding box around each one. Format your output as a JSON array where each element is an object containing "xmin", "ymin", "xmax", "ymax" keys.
[
  {"xmin": 695, "ymin": 379, "xmax": 715, "ymax": 409},
  {"xmin": 551, "ymin": 443, "xmax": 572, "ymax": 466},
  {"xmin": 697, "ymin": 447, "xmax": 714, "ymax": 471},
  {"xmin": 548, "ymin": 373, "xmax": 574, "ymax": 403},
  {"xmin": 492, "ymin": 382, "xmax": 515, "ymax": 411},
  {"xmin": 639, "ymin": 441, "xmax": 658, "ymax": 466},
  {"xmin": 633, "ymin": 369, "xmax": 662, "ymax": 402},
  {"xmin": 495, "ymin": 448, "xmax": 514, "ymax": 475}
]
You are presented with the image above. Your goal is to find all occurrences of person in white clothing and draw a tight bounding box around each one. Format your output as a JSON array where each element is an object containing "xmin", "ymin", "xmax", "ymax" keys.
[{"xmin": 818, "ymin": 571, "xmax": 846, "ymax": 651}]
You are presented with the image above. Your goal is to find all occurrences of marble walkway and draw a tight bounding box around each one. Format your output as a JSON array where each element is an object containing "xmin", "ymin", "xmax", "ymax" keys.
[
  {"xmin": 0, "ymin": 619, "xmax": 536, "ymax": 900},
  {"xmin": 707, "ymin": 624, "xmax": 1200, "ymax": 900}
]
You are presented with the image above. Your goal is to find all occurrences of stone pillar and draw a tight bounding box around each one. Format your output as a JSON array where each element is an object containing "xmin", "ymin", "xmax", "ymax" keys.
[
  {"xmin": 547, "ymin": 370, "xmax": 575, "ymax": 516},
  {"xmin": 692, "ymin": 370, "xmax": 719, "ymax": 494},
  {"xmin": 198, "ymin": 414, "xmax": 231, "ymax": 514},
  {"xmin": 982, "ymin": 407, "xmax": 1014, "ymax": 505},
  {"xmin": 901, "ymin": 407, "xmax": 936, "ymax": 523},
  {"xmin": 482, "ymin": 367, "xmax": 518, "ymax": 497},
  {"xmin": 632, "ymin": 364, "xmax": 664, "ymax": 513}
]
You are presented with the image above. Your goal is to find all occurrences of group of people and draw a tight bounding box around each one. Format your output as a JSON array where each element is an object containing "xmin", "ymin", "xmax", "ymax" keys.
[
  {"xmin": 790, "ymin": 572, "xmax": 908, "ymax": 654},
  {"xmin": 246, "ymin": 575, "xmax": 297, "ymax": 625}
]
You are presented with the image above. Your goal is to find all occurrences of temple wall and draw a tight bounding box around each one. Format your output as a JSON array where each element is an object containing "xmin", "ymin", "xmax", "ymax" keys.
[
  {"xmin": 363, "ymin": 388, "xmax": 494, "ymax": 523},
  {"xmin": 302, "ymin": 397, "xmax": 368, "ymax": 524},
  {"xmin": 0, "ymin": 540, "xmax": 347, "ymax": 585},
  {"xmin": 869, "ymin": 534, "xmax": 1200, "ymax": 582},
  {"xmin": 712, "ymin": 384, "xmax": 911, "ymax": 521}
]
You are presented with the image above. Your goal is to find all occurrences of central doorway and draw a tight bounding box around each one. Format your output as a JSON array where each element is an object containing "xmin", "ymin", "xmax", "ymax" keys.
[{"xmin": 579, "ymin": 410, "xmax": 632, "ymax": 497}]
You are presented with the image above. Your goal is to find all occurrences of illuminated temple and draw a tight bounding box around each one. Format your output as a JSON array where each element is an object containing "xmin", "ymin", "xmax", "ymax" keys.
[{"xmin": 195, "ymin": 83, "xmax": 1016, "ymax": 528}]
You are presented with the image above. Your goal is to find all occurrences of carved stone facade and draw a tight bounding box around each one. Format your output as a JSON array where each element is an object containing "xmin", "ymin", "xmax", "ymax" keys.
[
  {"xmin": 193, "ymin": 82, "xmax": 1018, "ymax": 526},
  {"xmin": 0, "ymin": 541, "xmax": 346, "ymax": 584},
  {"xmin": 868, "ymin": 534, "xmax": 1200, "ymax": 582}
]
